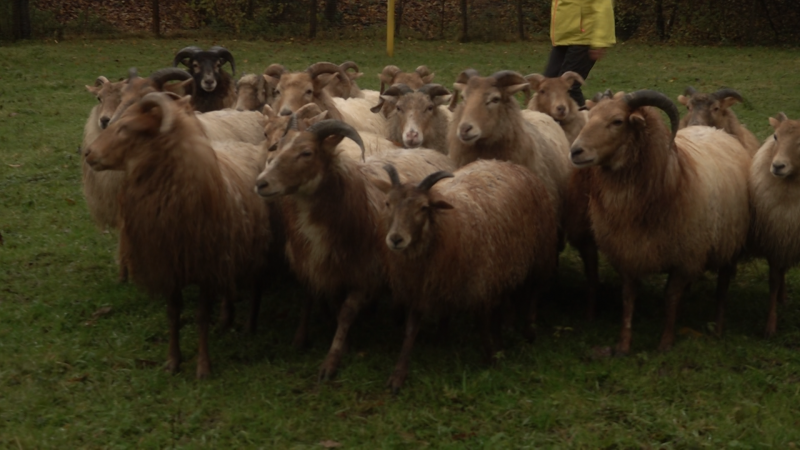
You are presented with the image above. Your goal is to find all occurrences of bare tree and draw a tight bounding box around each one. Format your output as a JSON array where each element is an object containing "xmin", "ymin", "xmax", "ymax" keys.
[
  {"xmin": 11, "ymin": 0, "xmax": 32, "ymax": 40},
  {"xmin": 459, "ymin": 0, "xmax": 468, "ymax": 42},
  {"xmin": 152, "ymin": 0, "xmax": 161, "ymax": 37},
  {"xmin": 310, "ymin": 0, "xmax": 317, "ymax": 38},
  {"xmin": 325, "ymin": 0, "xmax": 337, "ymax": 24},
  {"xmin": 518, "ymin": 0, "xmax": 524, "ymax": 40}
]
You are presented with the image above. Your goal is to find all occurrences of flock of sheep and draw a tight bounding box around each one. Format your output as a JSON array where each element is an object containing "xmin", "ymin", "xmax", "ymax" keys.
[{"xmin": 79, "ymin": 45, "xmax": 800, "ymax": 392}]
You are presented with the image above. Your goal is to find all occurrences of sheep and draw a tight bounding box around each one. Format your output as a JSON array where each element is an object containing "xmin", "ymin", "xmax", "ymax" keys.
[
  {"xmin": 235, "ymin": 73, "xmax": 271, "ymax": 112},
  {"xmin": 173, "ymin": 46, "xmax": 237, "ymax": 113},
  {"xmin": 323, "ymin": 61, "xmax": 365, "ymax": 99},
  {"xmin": 381, "ymin": 159, "xmax": 558, "ymax": 392},
  {"xmin": 83, "ymin": 92, "xmax": 272, "ymax": 378},
  {"xmin": 196, "ymin": 109, "xmax": 266, "ymax": 145},
  {"xmin": 263, "ymin": 62, "xmax": 344, "ymax": 119},
  {"xmin": 524, "ymin": 71, "xmax": 589, "ymax": 145},
  {"xmin": 369, "ymin": 83, "xmax": 452, "ymax": 154},
  {"xmin": 677, "ymin": 86, "xmax": 761, "ymax": 156},
  {"xmin": 569, "ymin": 90, "xmax": 751, "ymax": 354},
  {"xmin": 254, "ymin": 119, "xmax": 456, "ymax": 381},
  {"xmin": 378, "ymin": 65, "xmax": 434, "ymax": 94},
  {"xmin": 333, "ymin": 96, "xmax": 390, "ymax": 137},
  {"xmin": 448, "ymin": 69, "xmax": 572, "ymax": 233},
  {"xmin": 749, "ymin": 112, "xmax": 800, "ymax": 337}
]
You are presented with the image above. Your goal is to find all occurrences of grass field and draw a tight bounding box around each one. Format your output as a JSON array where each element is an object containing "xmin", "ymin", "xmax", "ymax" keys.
[{"xmin": 2, "ymin": 36, "xmax": 800, "ymax": 448}]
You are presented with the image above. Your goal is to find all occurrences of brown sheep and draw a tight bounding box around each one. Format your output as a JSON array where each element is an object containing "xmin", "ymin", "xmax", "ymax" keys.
[
  {"xmin": 570, "ymin": 90, "xmax": 751, "ymax": 354},
  {"xmin": 369, "ymin": 83, "xmax": 452, "ymax": 154},
  {"xmin": 324, "ymin": 61, "xmax": 365, "ymax": 99},
  {"xmin": 524, "ymin": 71, "xmax": 589, "ymax": 145},
  {"xmin": 378, "ymin": 65, "xmax": 434, "ymax": 94},
  {"xmin": 749, "ymin": 113, "xmax": 800, "ymax": 337},
  {"xmin": 381, "ymin": 159, "xmax": 558, "ymax": 392},
  {"xmin": 254, "ymin": 119, "xmax": 455, "ymax": 381},
  {"xmin": 263, "ymin": 62, "xmax": 344, "ymax": 119},
  {"xmin": 84, "ymin": 92, "xmax": 272, "ymax": 378},
  {"xmin": 677, "ymin": 86, "xmax": 761, "ymax": 156},
  {"xmin": 235, "ymin": 73, "xmax": 271, "ymax": 112}
]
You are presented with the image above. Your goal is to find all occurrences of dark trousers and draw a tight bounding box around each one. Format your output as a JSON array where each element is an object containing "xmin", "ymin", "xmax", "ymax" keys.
[{"xmin": 543, "ymin": 45, "xmax": 595, "ymax": 107}]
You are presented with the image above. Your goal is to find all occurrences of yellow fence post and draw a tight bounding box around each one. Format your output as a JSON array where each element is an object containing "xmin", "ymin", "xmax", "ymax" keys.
[{"xmin": 387, "ymin": 0, "xmax": 395, "ymax": 57}]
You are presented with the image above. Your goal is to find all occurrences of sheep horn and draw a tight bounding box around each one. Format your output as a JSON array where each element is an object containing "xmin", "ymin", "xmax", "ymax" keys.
[
  {"xmin": 95, "ymin": 76, "xmax": 109, "ymax": 87},
  {"xmin": 683, "ymin": 86, "xmax": 697, "ymax": 97},
  {"xmin": 140, "ymin": 92, "xmax": 177, "ymax": 134},
  {"xmin": 492, "ymin": 70, "xmax": 530, "ymax": 103},
  {"xmin": 307, "ymin": 119, "xmax": 365, "ymax": 162},
  {"xmin": 173, "ymin": 46, "xmax": 202, "ymax": 68},
  {"xmin": 340, "ymin": 61, "xmax": 359, "ymax": 73},
  {"xmin": 379, "ymin": 65, "xmax": 403, "ymax": 94},
  {"xmin": 383, "ymin": 164, "xmax": 402, "ymax": 188},
  {"xmin": 264, "ymin": 64, "xmax": 288, "ymax": 78},
  {"xmin": 710, "ymin": 88, "xmax": 744, "ymax": 104},
  {"xmin": 455, "ymin": 68, "xmax": 480, "ymax": 85},
  {"xmin": 623, "ymin": 89, "xmax": 680, "ymax": 138},
  {"xmin": 417, "ymin": 83, "xmax": 450, "ymax": 99},
  {"xmin": 370, "ymin": 84, "xmax": 413, "ymax": 114},
  {"xmin": 148, "ymin": 68, "xmax": 193, "ymax": 91},
  {"xmin": 560, "ymin": 71, "xmax": 585, "ymax": 86},
  {"xmin": 210, "ymin": 46, "xmax": 236, "ymax": 76},
  {"xmin": 295, "ymin": 102, "xmax": 323, "ymax": 120},
  {"xmin": 307, "ymin": 62, "xmax": 342, "ymax": 79},
  {"xmin": 523, "ymin": 73, "xmax": 545, "ymax": 89},
  {"xmin": 415, "ymin": 65, "xmax": 432, "ymax": 78},
  {"xmin": 416, "ymin": 171, "xmax": 454, "ymax": 192}
]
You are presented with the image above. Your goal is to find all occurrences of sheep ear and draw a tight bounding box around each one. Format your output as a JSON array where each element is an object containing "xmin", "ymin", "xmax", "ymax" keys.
[
  {"xmin": 164, "ymin": 78, "xmax": 193, "ymax": 96},
  {"xmin": 85, "ymin": 85, "xmax": 101, "ymax": 95},
  {"xmin": 770, "ymin": 113, "xmax": 788, "ymax": 129},
  {"xmin": 524, "ymin": 73, "xmax": 545, "ymax": 91},
  {"xmin": 372, "ymin": 178, "xmax": 392, "ymax": 194},
  {"xmin": 264, "ymin": 74, "xmax": 280, "ymax": 87},
  {"xmin": 315, "ymin": 73, "xmax": 339, "ymax": 89},
  {"xmin": 505, "ymin": 83, "xmax": 531, "ymax": 97},
  {"xmin": 433, "ymin": 94, "xmax": 451, "ymax": 107},
  {"xmin": 430, "ymin": 199, "xmax": 454, "ymax": 210},
  {"xmin": 584, "ymin": 100, "xmax": 596, "ymax": 110},
  {"xmin": 719, "ymin": 96, "xmax": 740, "ymax": 109},
  {"xmin": 262, "ymin": 104, "xmax": 276, "ymax": 119},
  {"xmin": 677, "ymin": 95, "xmax": 689, "ymax": 107},
  {"xmin": 421, "ymin": 73, "xmax": 435, "ymax": 84},
  {"xmin": 321, "ymin": 134, "xmax": 346, "ymax": 154},
  {"xmin": 629, "ymin": 111, "xmax": 646, "ymax": 127},
  {"xmin": 306, "ymin": 111, "xmax": 329, "ymax": 127},
  {"xmin": 176, "ymin": 95, "xmax": 193, "ymax": 112}
]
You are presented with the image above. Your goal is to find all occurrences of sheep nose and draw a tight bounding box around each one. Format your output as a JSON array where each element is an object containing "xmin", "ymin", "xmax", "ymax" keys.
[
  {"xmin": 256, "ymin": 179, "xmax": 269, "ymax": 191},
  {"xmin": 389, "ymin": 234, "xmax": 404, "ymax": 247},
  {"xmin": 772, "ymin": 162, "xmax": 786, "ymax": 173},
  {"xmin": 279, "ymin": 108, "xmax": 293, "ymax": 116},
  {"xmin": 100, "ymin": 117, "xmax": 110, "ymax": 129},
  {"xmin": 570, "ymin": 147, "xmax": 584, "ymax": 159},
  {"xmin": 556, "ymin": 105, "xmax": 566, "ymax": 114},
  {"xmin": 459, "ymin": 124, "xmax": 473, "ymax": 135}
]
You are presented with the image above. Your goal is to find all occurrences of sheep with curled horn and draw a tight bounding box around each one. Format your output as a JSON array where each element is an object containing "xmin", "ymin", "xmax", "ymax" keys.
[
  {"xmin": 263, "ymin": 61, "xmax": 345, "ymax": 119},
  {"xmin": 172, "ymin": 46, "xmax": 237, "ymax": 112},
  {"xmin": 570, "ymin": 89, "xmax": 751, "ymax": 354},
  {"xmin": 381, "ymin": 159, "xmax": 558, "ymax": 393},
  {"xmin": 749, "ymin": 113, "xmax": 800, "ymax": 338},
  {"xmin": 677, "ymin": 86, "xmax": 760, "ymax": 156},
  {"xmin": 324, "ymin": 61, "xmax": 375, "ymax": 100},
  {"xmin": 369, "ymin": 83, "xmax": 452, "ymax": 154},
  {"xmin": 254, "ymin": 119, "xmax": 455, "ymax": 382},
  {"xmin": 378, "ymin": 65, "xmax": 435, "ymax": 94}
]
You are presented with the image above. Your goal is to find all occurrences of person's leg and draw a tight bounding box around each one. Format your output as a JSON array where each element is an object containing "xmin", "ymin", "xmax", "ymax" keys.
[
  {"xmin": 543, "ymin": 46, "xmax": 568, "ymax": 78},
  {"xmin": 558, "ymin": 45, "xmax": 596, "ymax": 106}
]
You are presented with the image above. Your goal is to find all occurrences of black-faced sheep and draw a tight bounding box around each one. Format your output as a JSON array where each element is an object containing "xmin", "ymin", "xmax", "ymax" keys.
[
  {"xmin": 570, "ymin": 90, "xmax": 751, "ymax": 354},
  {"xmin": 749, "ymin": 113, "xmax": 800, "ymax": 337},
  {"xmin": 84, "ymin": 92, "xmax": 272, "ymax": 378},
  {"xmin": 381, "ymin": 160, "xmax": 558, "ymax": 392},
  {"xmin": 173, "ymin": 46, "xmax": 237, "ymax": 113},
  {"xmin": 370, "ymin": 83, "xmax": 452, "ymax": 154},
  {"xmin": 677, "ymin": 86, "xmax": 761, "ymax": 156},
  {"xmin": 254, "ymin": 119, "xmax": 455, "ymax": 381}
]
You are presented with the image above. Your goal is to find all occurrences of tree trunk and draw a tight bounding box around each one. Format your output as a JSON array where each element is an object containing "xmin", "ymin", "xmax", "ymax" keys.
[
  {"xmin": 152, "ymin": 0, "xmax": 161, "ymax": 37},
  {"xmin": 309, "ymin": 0, "xmax": 317, "ymax": 38},
  {"xmin": 396, "ymin": 0, "xmax": 404, "ymax": 38},
  {"xmin": 517, "ymin": 0, "xmax": 524, "ymax": 40},
  {"xmin": 247, "ymin": 0, "xmax": 255, "ymax": 20},
  {"xmin": 655, "ymin": 0, "xmax": 665, "ymax": 41},
  {"xmin": 324, "ymin": 0, "xmax": 337, "ymax": 24},
  {"xmin": 440, "ymin": 0, "xmax": 446, "ymax": 39},
  {"xmin": 459, "ymin": 0, "xmax": 468, "ymax": 42}
]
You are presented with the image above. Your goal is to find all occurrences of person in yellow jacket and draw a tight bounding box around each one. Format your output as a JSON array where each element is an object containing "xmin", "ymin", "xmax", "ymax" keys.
[{"xmin": 544, "ymin": 0, "xmax": 616, "ymax": 107}]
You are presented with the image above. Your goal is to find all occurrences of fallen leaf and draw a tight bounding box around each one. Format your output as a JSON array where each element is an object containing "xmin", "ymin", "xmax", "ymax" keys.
[
  {"xmin": 320, "ymin": 440, "xmax": 342, "ymax": 448},
  {"xmin": 92, "ymin": 306, "xmax": 113, "ymax": 318},
  {"xmin": 7, "ymin": 164, "xmax": 21, "ymax": 168}
]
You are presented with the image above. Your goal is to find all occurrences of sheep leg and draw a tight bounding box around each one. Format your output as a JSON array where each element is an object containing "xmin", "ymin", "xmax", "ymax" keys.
[
  {"xmin": 319, "ymin": 291, "xmax": 365, "ymax": 382},
  {"xmin": 387, "ymin": 308, "xmax": 423, "ymax": 394},
  {"xmin": 292, "ymin": 293, "xmax": 315, "ymax": 349},
  {"xmin": 165, "ymin": 289, "xmax": 183, "ymax": 374},
  {"xmin": 195, "ymin": 289, "xmax": 213, "ymax": 379},
  {"xmin": 657, "ymin": 272, "xmax": 690, "ymax": 352},
  {"xmin": 615, "ymin": 276, "xmax": 638, "ymax": 356},
  {"xmin": 714, "ymin": 264, "xmax": 736, "ymax": 336},
  {"xmin": 765, "ymin": 265, "xmax": 785, "ymax": 338},
  {"xmin": 246, "ymin": 279, "xmax": 264, "ymax": 335},
  {"xmin": 578, "ymin": 240, "xmax": 600, "ymax": 320}
]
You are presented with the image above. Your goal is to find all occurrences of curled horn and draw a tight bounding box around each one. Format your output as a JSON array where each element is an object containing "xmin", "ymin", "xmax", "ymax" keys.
[
  {"xmin": 415, "ymin": 65, "xmax": 432, "ymax": 78},
  {"xmin": 449, "ymin": 69, "xmax": 480, "ymax": 111},
  {"xmin": 140, "ymin": 92, "xmax": 177, "ymax": 134},
  {"xmin": 492, "ymin": 70, "xmax": 530, "ymax": 103},
  {"xmin": 148, "ymin": 68, "xmax": 193, "ymax": 91},
  {"xmin": 340, "ymin": 61, "xmax": 359, "ymax": 73},
  {"xmin": 307, "ymin": 62, "xmax": 342, "ymax": 79},
  {"xmin": 523, "ymin": 73, "xmax": 545, "ymax": 90},
  {"xmin": 623, "ymin": 89, "xmax": 680, "ymax": 138},
  {"xmin": 173, "ymin": 46, "xmax": 202, "ymax": 68},
  {"xmin": 711, "ymin": 88, "xmax": 744, "ymax": 104},
  {"xmin": 416, "ymin": 170, "xmax": 454, "ymax": 192},
  {"xmin": 379, "ymin": 65, "xmax": 403, "ymax": 94},
  {"xmin": 417, "ymin": 83, "xmax": 450, "ymax": 99},
  {"xmin": 264, "ymin": 64, "xmax": 288, "ymax": 78},
  {"xmin": 95, "ymin": 76, "xmax": 109, "ymax": 87},
  {"xmin": 683, "ymin": 86, "xmax": 697, "ymax": 97},
  {"xmin": 306, "ymin": 119, "xmax": 365, "ymax": 162},
  {"xmin": 370, "ymin": 83, "xmax": 413, "ymax": 113},
  {"xmin": 210, "ymin": 46, "xmax": 236, "ymax": 76},
  {"xmin": 560, "ymin": 71, "xmax": 585, "ymax": 86},
  {"xmin": 383, "ymin": 164, "xmax": 402, "ymax": 188}
]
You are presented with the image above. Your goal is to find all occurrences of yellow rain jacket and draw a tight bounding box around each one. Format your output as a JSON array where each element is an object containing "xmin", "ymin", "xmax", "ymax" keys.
[{"xmin": 551, "ymin": 0, "xmax": 616, "ymax": 49}]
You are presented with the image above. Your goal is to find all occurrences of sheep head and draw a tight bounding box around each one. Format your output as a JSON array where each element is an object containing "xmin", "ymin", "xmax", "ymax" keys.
[
  {"xmin": 378, "ymin": 65, "xmax": 434, "ymax": 94},
  {"xmin": 452, "ymin": 70, "xmax": 529, "ymax": 145},
  {"xmin": 261, "ymin": 103, "xmax": 328, "ymax": 151},
  {"xmin": 383, "ymin": 164, "xmax": 454, "ymax": 252},
  {"xmin": 323, "ymin": 61, "xmax": 362, "ymax": 99},
  {"xmin": 255, "ymin": 119, "xmax": 364, "ymax": 200},
  {"xmin": 85, "ymin": 92, "xmax": 192, "ymax": 172},
  {"xmin": 377, "ymin": 84, "xmax": 450, "ymax": 148},
  {"xmin": 677, "ymin": 87, "xmax": 745, "ymax": 129},
  {"xmin": 85, "ymin": 76, "xmax": 126, "ymax": 130},
  {"xmin": 269, "ymin": 62, "xmax": 340, "ymax": 116},
  {"xmin": 110, "ymin": 67, "xmax": 192, "ymax": 125},
  {"xmin": 768, "ymin": 113, "xmax": 800, "ymax": 179},
  {"xmin": 524, "ymin": 71, "xmax": 584, "ymax": 121},
  {"xmin": 235, "ymin": 73, "xmax": 271, "ymax": 111},
  {"xmin": 571, "ymin": 89, "xmax": 679, "ymax": 169},
  {"xmin": 173, "ymin": 46, "xmax": 236, "ymax": 93}
]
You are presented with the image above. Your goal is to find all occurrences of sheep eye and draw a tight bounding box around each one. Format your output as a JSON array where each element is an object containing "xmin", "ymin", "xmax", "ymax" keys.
[
  {"xmin": 774, "ymin": 134, "xmax": 778, "ymax": 141},
  {"xmin": 396, "ymin": 106, "xmax": 402, "ymax": 112},
  {"xmin": 97, "ymin": 97, "xmax": 102, "ymax": 103},
  {"xmin": 299, "ymin": 151, "xmax": 312, "ymax": 158},
  {"xmin": 268, "ymin": 143, "xmax": 278, "ymax": 152},
  {"xmin": 611, "ymin": 119, "xmax": 624, "ymax": 126},
  {"xmin": 274, "ymin": 89, "xmax": 280, "ymax": 96},
  {"xmin": 305, "ymin": 89, "xmax": 313, "ymax": 95},
  {"xmin": 539, "ymin": 89, "xmax": 545, "ymax": 94},
  {"xmin": 427, "ymin": 105, "xmax": 434, "ymax": 112}
]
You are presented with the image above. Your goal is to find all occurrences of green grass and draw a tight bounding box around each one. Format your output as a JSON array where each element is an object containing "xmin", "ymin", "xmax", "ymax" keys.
[{"xmin": 2, "ymin": 36, "xmax": 800, "ymax": 448}]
